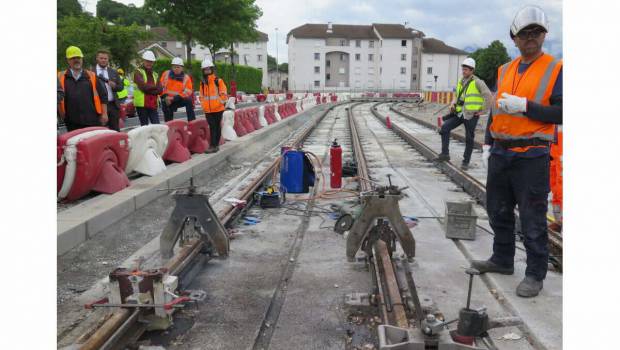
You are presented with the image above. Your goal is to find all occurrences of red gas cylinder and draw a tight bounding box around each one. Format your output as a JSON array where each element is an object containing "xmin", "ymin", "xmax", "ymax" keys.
[
  {"xmin": 386, "ymin": 115, "xmax": 392, "ymax": 129},
  {"xmin": 330, "ymin": 139, "xmax": 342, "ymax": 189},
  {"xmin": 437, "ymin": 115, "xmax": 443, "ymax": 128}
]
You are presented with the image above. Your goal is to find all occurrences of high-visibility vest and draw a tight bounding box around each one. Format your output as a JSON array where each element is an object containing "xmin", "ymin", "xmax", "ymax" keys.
[
  {"xmin": 133, "ymin": 68, "xmax": 159, "ymax": 108},
  {"xmin": 455, "ymin": 77, "xmax": 484, "ymax": 113},
  {"xmin": 57, "ymin": 69, "xmax": 102, "ymax": 116},
  {"xmin": 199, "ymin": 75, "xmax": 227, "ymax": 114},
  {"xmin": 490, "ymin": 53, "xmax": 562, "ymax": 152},
  {"xmin": 160, "ymin": 70, "xmax": 193, "ymax": 98},
  {"xmin": 117, "ymin": 77, "xmax": 130, "ymax": 99}
]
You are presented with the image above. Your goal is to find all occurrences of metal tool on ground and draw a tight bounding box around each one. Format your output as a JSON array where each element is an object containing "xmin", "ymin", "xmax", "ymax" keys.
[
  {"xmin": 256, "ymin": 185, "xmax": 282, "ymax": 208},
  {"xmin": 159, "ymin": 177, "xmax": 230, "ymax": 259}
]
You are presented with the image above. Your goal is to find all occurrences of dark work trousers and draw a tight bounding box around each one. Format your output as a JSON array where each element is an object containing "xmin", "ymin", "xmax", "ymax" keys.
[
  {"xmin": 440, "ymin": 113, "xmax": 479, "ymax": 163},
  {"xmin": 486, "ymin": 153, "xmax": 550, "ymax": 281},
  {"xmin": 162, "ymin": 95, "xmax": 196, "ymax": 122},
  {"xmin": 106, "ymin": 102, "xmax": 120, "ymax": 131},
  {"xmin": 137, "ymin": 107, "xmax": 160, "ymax": 126},
  {"xmin": 206, "ymin": 111, "xmax": 224, "ymax": 147}
]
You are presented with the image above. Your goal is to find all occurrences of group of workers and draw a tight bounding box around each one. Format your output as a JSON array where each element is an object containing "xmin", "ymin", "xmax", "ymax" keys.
[
  {"xmin": 57, "ymin": 48, "xmax": 232, "ymax": 153},
  {"xmin": 438, "ymin": 5, "xmax": 562, "ymax": 298}
]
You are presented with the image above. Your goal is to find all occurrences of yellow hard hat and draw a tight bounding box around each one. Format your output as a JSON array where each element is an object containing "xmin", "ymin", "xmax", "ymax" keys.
[
  {"xmin": 66, "ymin": 46, "xmax": 84, "ymax": 59},
  {"xmin": 117, "ymin": 68, "xmax": 124, "ymax": 75}
]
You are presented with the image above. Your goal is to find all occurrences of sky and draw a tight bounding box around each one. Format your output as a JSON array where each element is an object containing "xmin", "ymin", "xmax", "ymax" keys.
[{"xmin": 81, "ymin": 0, "xmax": 563, "ymax": 63}]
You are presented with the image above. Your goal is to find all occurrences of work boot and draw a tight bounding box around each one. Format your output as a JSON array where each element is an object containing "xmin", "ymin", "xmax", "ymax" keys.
[
  {"xmin": 434, "ymin": 153, "xmax": 450, "ymax": 162},
  {"xmin": 470, "ymin": 259, "xmax": 514, "ymax": 275},
  {"xmin": 516, "ymin": 276, "xmax": 543, "ymax": 298},
  {"xmin": 460, "ymin": 161, "xmax": 469, "ymax": 170},
  {"xmin": 205, "ymin": 146, "xmax": 217, "ymax": 154},
  {"xmin": 214, "ymin": 146, "xmax": 220, "ymax": 152}
]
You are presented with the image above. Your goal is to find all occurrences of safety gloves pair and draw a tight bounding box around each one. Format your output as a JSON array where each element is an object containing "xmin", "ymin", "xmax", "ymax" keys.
[{"xmin": 498, "ymin": 92, "xmax": 527, "ymax": 114}]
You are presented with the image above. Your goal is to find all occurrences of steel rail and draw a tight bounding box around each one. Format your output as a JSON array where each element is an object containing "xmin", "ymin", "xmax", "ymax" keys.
[
  {"xmin": 347, "ymin": 103, "xmax": 410, "ymax": 328},
  {"xmin": 73, "ymin": 102, "xmax": 348, "ymax": 350},
  {"xmin": 370, "ymin": 102, "xmax": 562, "ymax": 270}
]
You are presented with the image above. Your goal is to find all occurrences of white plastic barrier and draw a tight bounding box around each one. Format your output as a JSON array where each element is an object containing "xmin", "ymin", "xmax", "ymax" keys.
[
  {"xmin": 222, "ymin": 110, "xmax": 238, "ymax": 141},
  {"xmin": 274, "ymin": 103, "xmax": 282, "ymax": 121},
  {"xmin": 296, "ymin": 100, "xmax": 302, "ymax": 112},
  {"xmin": 266, "ymin": 94, "xmax": 275, "ymax": 103},
  {"xmin": 258, "ymin": 105, "xmax": 268, "ymax": 127},
  {"xmin": 58, "ymin": 129, "xmax": 117, "ymax": 201},
  {"xmin": 125, "ymin": 125, "xmax": 169, "ymax": 176}
]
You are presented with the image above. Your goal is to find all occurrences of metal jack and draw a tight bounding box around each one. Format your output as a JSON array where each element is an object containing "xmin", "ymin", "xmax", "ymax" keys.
[
  {"xmin": 160, "ymin": 177, "xmax": 229, "ymax": 259},
  {"xmin": 346, "ymin": 175, "xmax": 415, "ymax": 261}
]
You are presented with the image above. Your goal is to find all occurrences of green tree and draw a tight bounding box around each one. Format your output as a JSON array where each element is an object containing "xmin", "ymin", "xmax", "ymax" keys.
[
  {"xmin": 97, "ymin": 0, "xmax": 162, "ymax": 26},
  {"xmin": 57, "ymin": 0, "xmax": 83, "ymax": 18},
  {"xmin": 278, "ymin": 62, "xmax": 288, "ymax": 72},
  {"xmin": 267, "ymin": 55, "xmax": 277, "ymax": 70},
  {"xmin": 57, "ymin": 15, "xmax": 149, "ymax": 70},
  {"xmin": 469, "ymin": 40, "xmax": 511, "ymax": 88}
]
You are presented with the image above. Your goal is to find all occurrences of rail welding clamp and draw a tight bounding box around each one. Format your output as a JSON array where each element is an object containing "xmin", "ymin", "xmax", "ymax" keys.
[
  {"xmin": 159, "ymin": 177, "xmax": 229, "ymax": 259},
  {"xmin": 345, "ymin": 174, "xmax": 415, "ymax": 262}
]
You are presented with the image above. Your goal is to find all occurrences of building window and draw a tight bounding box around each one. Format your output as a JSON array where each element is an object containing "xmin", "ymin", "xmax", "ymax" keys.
[
  {"xmin": 380, "ymin": 54, "xmax": 382, "ymax": 61},
  {"xmin": 340, "ymin": 53, "xmax": 345, "ymax": 61},
  {"xmin": 368, "ymin": 54, "xmax": 374, "ymax": 61},
  {"xmin": 326, "ymin": 59, "xmax": 331, "ymax": 67},
  {"xmin": 314, "ymin": 80, "xmax": 320, "ymax": 87},
  {"xmin": 401, "ymin": 40, "xmax": 407, "ymax": 47},
  {"xmin": 369, "ymin": 40, "xmax": 374, "ymax": 48},
  {"xmin": 380, "ymin": 67, "xmax": 382, "ymax": 75},
  {"xmin": 355, "ymin": 53, "xmax": 360, "ymax": 61},
  {"xmin": 427, "ymin": 67, "xmax": 433, "ymax": 74},
  {"xmin": 401, "ymin": 54, "xmax": 406, "ymax": 61},
  {"xmin": 257, "ymin": 54, "xmax": 262, "ymax": 61},
  {"xmin": 412, "ymin": 73, "xmax": 417, "ymax": 81},
  {"xmin": 413, "ymin": 60, "xmax": 418, "ymax": 68},
  {"xmin": 401, "ymin": 67, "xmax": 406, "ymax": 74},
  {"xmin": 314, "ymin": 52, "xmax": 320, "ymax": 60},
  {"xmin": 176, "ymin": 41, "xmax": 183, "ymax": 49},
  {"xmin": 161, "ymin": 41, "xmax": 167, "ymax": 48},
  {"xmin": 356, "ymin": 40, "xmax": 361, "ymax": 47},
  {"xmin": 339, "ymin": 67, "xmax": 345, "ymax": 74},
  {"xmin": 314, "ymin": 66, "xmax": 320, "ymax": 73},
  {"xmin": 326, "ymin": 73, "xmax": 331, "ymax": 80},
  {"xmin": 340, "ymin": 39, "xmax": 346, "ymax": 46},
  {"xmin": 256, "ymin": 42, "xmax": 262, "ymax": 48}
]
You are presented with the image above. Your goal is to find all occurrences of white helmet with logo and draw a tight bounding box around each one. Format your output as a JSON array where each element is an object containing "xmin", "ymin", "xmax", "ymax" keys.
[
  {"xmin": 201, "ymin": 57, "xmax": 215, "ymax": 69},
  {"xmin": 510, "ymin": 5, "xmax": 549, "ymax": 37},
  {"xmin": 462, "ymin": 57, "xmax": 476, "ymax": 69},
  {"xmin": 141, "ymin": 50, "xmax": 156, "ymax": 62},
  {"xmin": 171, "ymin": 57, "xmax": 184, "ymax": 66}
]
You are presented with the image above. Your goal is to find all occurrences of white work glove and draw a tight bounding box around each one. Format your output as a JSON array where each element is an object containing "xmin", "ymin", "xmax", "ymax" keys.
[
  {"xmin": 482, "ymin": 145, "xmax": 491, "ymax": 170},
  {"xmin": 497, "ymin": 92, "xmax": 527, "ymax": 114},
  {"xmin": 225, "ymin": 97, "xmax": 236, "ymax": 110}
]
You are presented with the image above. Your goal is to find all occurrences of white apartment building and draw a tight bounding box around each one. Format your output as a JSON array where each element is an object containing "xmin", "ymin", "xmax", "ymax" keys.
[
  {"xmin": 420, "ymin": 38, "xmax": 469, "ymax": 92},
  {"xmin": 138, "ymin": 27, "xmax": 269, "ymax": 88},
  {"xmin": 287, "ymin": 23, "xmax": 469, "ymax": 92}
]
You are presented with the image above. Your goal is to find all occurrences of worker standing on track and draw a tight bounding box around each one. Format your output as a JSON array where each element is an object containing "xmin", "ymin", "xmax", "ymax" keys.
[
  {"xmin": 116, "ymin": 68, "xmax": 131, "ymax": 104},
  {"xmin": 160, "ymin": 57, "xmax": 196, "ymax": 122},
  {"xmin": 435, "ymin": 57, "xmax": 493, "ymax": 170},
  {"xmin": 94, "ymin": 49, "xmax": 124, "ymax": 131},
  {"xmin": 133, "ymin": 50, "xmax": 162, "ymax": 126},
  {"xmin": 58, "ymin": 46, "xmax": 108, "ymax": 131},
  {"xmin": 199, "ymin": 57, "xmax": 230, "ymax": 154},
  {"xmin": 472, "ymin": 5, "xmax": 562, "ymax": 298},
  {"xmin": 549, "ymin": 126, "xmax": 563, "ymax": 231}
]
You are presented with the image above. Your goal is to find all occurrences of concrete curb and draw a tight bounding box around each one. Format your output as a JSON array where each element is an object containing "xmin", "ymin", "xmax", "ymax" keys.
[{"xmin": 57, "ymin": 104, "xmax": 326, "ymax": 256}]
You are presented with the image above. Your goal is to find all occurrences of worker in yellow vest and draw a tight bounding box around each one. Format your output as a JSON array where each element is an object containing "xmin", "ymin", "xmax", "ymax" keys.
[
  {"xmin": 472, "ymin": 5, "xmax": 562, "ymax": 298},
  {"xmin": 435, "ymin": 57, "xmax": 493, "ymax": 170},
  {"xmin": 133, "ymin": 50, "xmax": 162, "ymax": 125},
  {"xmin": 116, "ymin": 68, "xmax": 131, "ymax": 103}
]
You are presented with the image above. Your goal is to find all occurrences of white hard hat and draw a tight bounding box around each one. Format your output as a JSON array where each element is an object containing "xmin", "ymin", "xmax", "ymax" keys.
[
  {"xmin": 201, "ymin": 57, "xmax": 215, "ymax": 69},
  {"xmin": 171, "ymin": 57, "xmax": 184, "ymax": 66},
  {"xmin": 142, "ymin": 50, "xmax": 156, "ymax": 62},
  {"xmin": 510, "ymin": 5, "xmax": 549, "ymax": 37},
  {"xmin": 462, "ymin": 57, "xmax": 476, "ymax": 69}
]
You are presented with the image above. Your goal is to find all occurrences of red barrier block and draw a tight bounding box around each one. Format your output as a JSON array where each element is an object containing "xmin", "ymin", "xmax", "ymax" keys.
[
  {"xmin": 233, "ymin": 110, "xmax": 248, "ymax": 136},
  {"xmin": 163, "ymin": 120, "xmax": 191, "ymax": 163},
  {"xmin": 187, "ymin": 119, "xmax": 209, "ymax": 154},
  {"xmin": 249, "ymin": 108, "xmax": 262, "ymax": 130},
  {"xmin": 241, "ymin": 109, "xmax": 255, "ymax": 133},
  {"xmin": 57, "ymin": 126, "xmax": 109, "ymax": 193}
]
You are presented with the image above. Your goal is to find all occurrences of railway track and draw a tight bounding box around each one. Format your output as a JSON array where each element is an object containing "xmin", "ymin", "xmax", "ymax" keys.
[{"xmin": 61, "ymin": 100, "xmax": 560, "ymax": 349}]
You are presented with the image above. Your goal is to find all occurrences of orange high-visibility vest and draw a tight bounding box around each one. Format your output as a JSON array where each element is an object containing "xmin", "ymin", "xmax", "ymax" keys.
[
  {"xmin": 57, "ymin": 70, "xmax": 103, "ymax": 116},
  {"xmin": 200, "ymin": 75, "xmax": 227, "ymax": 114},
  {"xmin": 490, "ymin": 53, "xmax": 562, "ymax": 152},
  {"xmin": 160, "ymin": 70, "xmax": 193, "ymax": 98}
]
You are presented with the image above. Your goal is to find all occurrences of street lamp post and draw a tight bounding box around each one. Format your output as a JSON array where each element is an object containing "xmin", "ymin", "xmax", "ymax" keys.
[{"xmin": 275, "ymin": 27, "xmax": 279, "ymax": 92}]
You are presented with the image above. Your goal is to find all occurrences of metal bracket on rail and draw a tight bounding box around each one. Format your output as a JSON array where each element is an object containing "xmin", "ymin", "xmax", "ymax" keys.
[
  {"xmin": 160, "ymin": 177, "xmax": 229, "ymax": 259},
  {"xmin": 345, "ymin": 175, "xmax": 415, "ymax": 262}
]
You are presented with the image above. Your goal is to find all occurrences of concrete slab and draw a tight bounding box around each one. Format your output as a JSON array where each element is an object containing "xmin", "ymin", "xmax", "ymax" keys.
[{"xmin": 57, "ymin": 220, "xmax": 87, "ymax": 256}]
